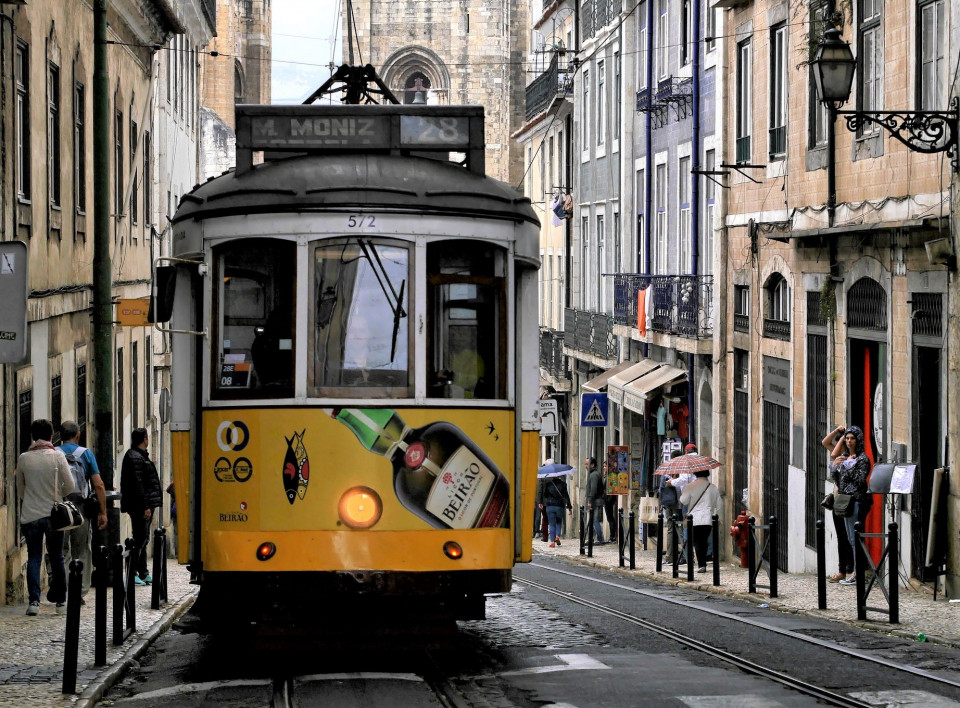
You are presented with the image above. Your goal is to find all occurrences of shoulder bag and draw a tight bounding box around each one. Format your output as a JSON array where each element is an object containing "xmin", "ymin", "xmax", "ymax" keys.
[
  {"xmin": 832, "ymin": 492, "xmax": 855, "ymax": 518},
  {"xmin": 50, "ymin": 458, "xmax": 84, "ymax": 531}
]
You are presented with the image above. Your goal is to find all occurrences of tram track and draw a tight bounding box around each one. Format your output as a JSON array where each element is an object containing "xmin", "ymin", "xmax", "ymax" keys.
[
  {"xmin": 517, "ymin": 564, "xmax": 960, "ymax": 707},
  {"xmin": 524, "ymin": 562, "xmax": 960, "ymax": 690}
]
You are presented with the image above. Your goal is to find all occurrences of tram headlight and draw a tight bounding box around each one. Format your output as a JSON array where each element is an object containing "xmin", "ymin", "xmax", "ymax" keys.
[
  {"xmin": 256, "ymin": 542, "xmax": 276, "ymax": 561},
  {"xmin": 338, "ymin": 486, "xmax": 383, "ymax": 529},
  {"xmin": 443, "ymin": 541, "xmax": 463, "ymax": 560}
]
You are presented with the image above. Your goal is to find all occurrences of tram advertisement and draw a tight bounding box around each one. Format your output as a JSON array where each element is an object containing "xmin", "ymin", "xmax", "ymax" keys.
[{"xmin": 202, "ymin": 408, "xmax": 514, "ymax": 532}]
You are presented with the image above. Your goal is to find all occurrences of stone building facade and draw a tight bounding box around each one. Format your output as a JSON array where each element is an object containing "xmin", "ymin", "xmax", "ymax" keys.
[
  {"xmin": 0, "ymin": 0, "xmax": 212, "ymax": 605},
  {"xmin": 344, "ymin": 0, "xmax": 528, "ymax": 186},
  {"xmin": 199, "ymin": 0, "xmax": 271, "ymax": 180}
]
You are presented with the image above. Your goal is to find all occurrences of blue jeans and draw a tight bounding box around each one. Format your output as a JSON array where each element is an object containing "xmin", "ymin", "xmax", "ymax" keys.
[
  {"xmin": 843, "ymin": 501, "xmax": 867, "ymax": 572},
  {"xmin": 22, "ymin": 518, "xmax": 66, "ymax": 604},
  {"xmin": 590, "ymin": 500, "xmax": 605, "ymax": 542},
  {"xmin": 546, "ymin": 506, "xmax": 564, "ymax": 542}
]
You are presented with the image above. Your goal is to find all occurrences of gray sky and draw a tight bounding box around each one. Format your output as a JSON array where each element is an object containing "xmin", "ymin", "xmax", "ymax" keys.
[{"xmin": 272, "ymin": 0, "xmax": 342, "ymax": 104}]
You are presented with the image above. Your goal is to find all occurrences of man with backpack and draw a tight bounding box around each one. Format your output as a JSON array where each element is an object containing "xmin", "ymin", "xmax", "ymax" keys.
[{"xmin": 58, "ymin": 421, "xmax": 107, "ymax": 601}]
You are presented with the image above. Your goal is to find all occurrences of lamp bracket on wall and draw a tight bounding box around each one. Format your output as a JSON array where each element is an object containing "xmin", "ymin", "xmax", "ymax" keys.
[{"xmin": 719, "ymin": 163, "xmax": 765, "ymax": 184}]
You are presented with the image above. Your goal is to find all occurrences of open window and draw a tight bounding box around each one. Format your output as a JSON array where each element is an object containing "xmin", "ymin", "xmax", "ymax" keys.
[
  {"xmin": 309, "ymin": 238, "xmax": 411, "ymax": 398},
  {"xmin": 213, "ymin": 239, "xmax": 296, "ymax": 398},
  {"xmin": 428, "ymin": 240, "xmax": 506, "ymax": 400}
]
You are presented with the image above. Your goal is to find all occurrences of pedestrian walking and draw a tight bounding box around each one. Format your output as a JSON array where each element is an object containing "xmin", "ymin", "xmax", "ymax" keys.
[
  {"xmin": 537, "ymin": 471, "xmax": 572, "ymax": 547},
  {"xmin": 120, "ymin": 428, "xmax": 162, "ymax": 586},
  {"xmin": 584, "ymin": 457, "xmax": 605, "ymax": 544},
  {"xmin": 58, "ymin": 420, "xmax": 107, "ymax": 601},
  {"xmin": 679, "ymin": 468, "xmax": 721, "ymax": 573},
  {"xmin": 15, "ymin": 419, "xmax": 75, "ymax": 616},
  {"xmin": 658, "ymin": 450, "xmax": 683, "ymax": 564}
]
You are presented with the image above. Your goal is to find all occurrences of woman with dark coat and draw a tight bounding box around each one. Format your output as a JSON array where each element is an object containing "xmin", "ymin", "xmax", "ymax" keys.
[
  {"xmin": 829, "ymin": 425, "xmax": 872, "ymax": 585},
  {"xmin": 537, "ymin": 473, "xmax": 572, "ymax": 547}
]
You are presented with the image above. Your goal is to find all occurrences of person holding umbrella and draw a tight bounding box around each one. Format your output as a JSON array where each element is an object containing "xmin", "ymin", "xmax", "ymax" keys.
[{"xmin": 537, "ymin": 465, "xmax": 573, "ymax": 547}]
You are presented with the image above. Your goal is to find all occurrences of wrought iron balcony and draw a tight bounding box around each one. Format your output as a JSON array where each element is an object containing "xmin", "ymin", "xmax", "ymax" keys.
[
  {"xmin": 613, "ymin": 274, "xmax": 715, "ymax": 339},
  {"xmin": 763, "ymin": 318, "xmax": 791, "ymax": 341},
  {"xmin": 582, "ymin": 0, "xmax": 622, "ymax": 40},
  {"xmin": 525, "ymin": 54, "xmax": 571, "ymax": 121},
  {"xmin": 563, "ymin": 308, "xmax": 618, "ymax": 360},
  {"xmin": 539, "ymin": 328, "xmax": 568, "ymax": 381},
  {"xmin": 734, "ymin": 313, "xmax": 750, "ymax": 333}
]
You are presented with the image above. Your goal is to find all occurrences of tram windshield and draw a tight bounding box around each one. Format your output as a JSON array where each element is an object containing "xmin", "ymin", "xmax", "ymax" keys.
[
  {"xmin": 309, "ymin": 239, "xmax": 411, "ymax": 398},
  {"xmin": 214, "ymin": 239, "xmax": 296, "ymax": 398}
]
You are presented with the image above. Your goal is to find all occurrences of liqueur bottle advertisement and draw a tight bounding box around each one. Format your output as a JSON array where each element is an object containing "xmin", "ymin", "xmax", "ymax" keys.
[{"xmin": 201, "ymin": 408, "xmax": 513, "ymax": 532}]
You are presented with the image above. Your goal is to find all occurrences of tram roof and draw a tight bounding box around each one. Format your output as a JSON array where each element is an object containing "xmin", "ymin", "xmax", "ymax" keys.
[{"xmin": 173, "ymin": 151, "xmax": 539, "ymax": 256}]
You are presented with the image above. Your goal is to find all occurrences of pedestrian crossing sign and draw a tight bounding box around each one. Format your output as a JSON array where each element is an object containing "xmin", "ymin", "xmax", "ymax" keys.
[{"xmin": 581, "ymin": 392, "xmax": 608, "ymax": 427}]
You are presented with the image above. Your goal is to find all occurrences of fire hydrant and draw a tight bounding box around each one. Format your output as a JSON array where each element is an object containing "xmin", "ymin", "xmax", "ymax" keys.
[{"xmin": 730, "ymin": 510, "xmax": 750, "ymax": 568}]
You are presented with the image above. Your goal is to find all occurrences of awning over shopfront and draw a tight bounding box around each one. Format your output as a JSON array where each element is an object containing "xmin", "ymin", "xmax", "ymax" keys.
[
  {"xmin": 621, "ymin": 364, "xmax": 688, "ymax": 414},
  {"xmin": 581, "ymin": 360, "xmax": 637, "ymax": 392},
  {"xmin": 607, "ymin": 359, "xmax": 663, "ymax": 404}
]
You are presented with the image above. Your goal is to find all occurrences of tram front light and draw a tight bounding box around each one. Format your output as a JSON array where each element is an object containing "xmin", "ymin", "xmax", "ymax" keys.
[
  {"xmin": 443, "ymin": 541, "xmax": 463, "ymax": 560},
  {"xmin": 338, "ymin": 486, "xmax": 382, "ymax": 529},
  {"xmin": 256, "ymin": 541, "xmax": 276, "ymax": 561}
]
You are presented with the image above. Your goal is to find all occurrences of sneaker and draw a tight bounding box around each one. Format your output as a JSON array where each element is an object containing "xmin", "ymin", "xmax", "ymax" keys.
[
  {"xmin": 827, "ymin": 573, "xmax": 846, "ymax": 583},
  {"xmin": 549, "ymin": 543, "xmax": 556, "ymax": 548},
  {"xmin": 697, "ymin": 566, "xmax": 707, "ymax": 574},
  {"xmin": 839, "ymin": 576, "xmax": 856, "ymax": 585},
  {"xmin": 134, "ymin": 575, "xmax": 146, "ymax": 586},
  {"xmin": 55, "ymin": 603, "xmax": 66, "ymax": 615},
  {"xmin": 26, "ymin": 601, "xmax": 40, "ymax": 616},
  {"xmin": 663, "ymin": 559, "xmax": 673, "ymax": 566},
  {"xmin": 555, "ymin": 537, "xmax": 561, "ymax": 546},
  {"xmin": 143, "ymin": 574, "xmax": 153, "ymax": 585}
]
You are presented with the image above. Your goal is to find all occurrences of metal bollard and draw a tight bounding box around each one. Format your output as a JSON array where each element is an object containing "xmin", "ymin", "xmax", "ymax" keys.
[
  {"xmin": 671, "ymin": 513, "xmax": 680, "ymax": 579},
  {"xmin": 888, "ymin": 522, "xmax": 899, "ymax": 624},
  {"xmin": 711, "ymin": 514, "xmax": 720, "ymax": 587},
  {"xmin": 769, "ymin": 516, "xmax": 778, "ymax": 598},
  {"xmin": 579, "ymin": 505, "xmax": 586, "ymax": 555},
  {"xmin": 816, "ymin": 520, "xmax": 826, "ymax": 610},
  {"xmin": 686, "ymin": 515, "xmax": 694, "ymax": 582},
  {"xmin": 655, "ymin": 510, "xmax": 663, "ymax": 572},
  {"xmin": 151, "ymin": 527, "xmax": 165, "ymax": 610},
  {"xmin": 124, "ymin": 537, "xmax": 138, "ymax": 633},
  {"xmin": 61, "ymin": 560, "xmax": 83, "ymax": 694},
  {"xmin": 628, "ymin": 511, "xmax": 636, "ymax": 570},
  {"xmin": 112, "ymin": 543, "xmax": 125, "ymax": 645},
  {"xmin": 855, "ymin": 521, "xmax": 866, "ymax": 620},
  {"xmin": 587, "ymin": 507, "xmax": 595, "ymax": 557},
  {"xmin": 747, "ymin": 516, "xmax": 757, "ymax": 594},
  {"xmin": 94, "ymin": 545, "xmax": 108, "ymax": 666},
  {"xmin": 618, "ymin": 509, "xmax": 625, "ymax": 567}
]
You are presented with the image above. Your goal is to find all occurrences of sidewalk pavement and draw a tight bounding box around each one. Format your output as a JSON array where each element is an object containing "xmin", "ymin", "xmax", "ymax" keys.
[
  {"xmin": 0, "ymin": 561, "xmax": 198, "ymax": 708},
  {"xmin": 532, "ymin": 533, "xmax": 960, "ymax": 648}
]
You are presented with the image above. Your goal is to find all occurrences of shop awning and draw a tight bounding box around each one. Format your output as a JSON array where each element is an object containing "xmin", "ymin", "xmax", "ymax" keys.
[
  {"xmin": 581, "ymin": 360, "xmax": 638, "ymax": 392},
  {"xmin": 624, "ymin": 364, "xmax": 687, "ymax": 399},
  {"xmin": 608, "ymin": 359, "xmax": 662, "ymax": 390}
]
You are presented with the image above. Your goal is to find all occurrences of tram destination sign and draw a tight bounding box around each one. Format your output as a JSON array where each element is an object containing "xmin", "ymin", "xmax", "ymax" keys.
[{"xmin": 235, "ymin": 105, "xmax": 485, "ymax": 174}]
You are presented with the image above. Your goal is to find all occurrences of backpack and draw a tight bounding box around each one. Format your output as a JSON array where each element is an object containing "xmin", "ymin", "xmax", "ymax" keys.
[{"xmin": 62, "ymin": 446, "xmax": 90, "ymax": 501}]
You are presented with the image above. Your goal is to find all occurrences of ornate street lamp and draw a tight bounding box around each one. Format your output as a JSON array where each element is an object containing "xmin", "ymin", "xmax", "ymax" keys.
[{"xmin": 811, "ymin": 27, "xmax": 959, "ymax": 172}]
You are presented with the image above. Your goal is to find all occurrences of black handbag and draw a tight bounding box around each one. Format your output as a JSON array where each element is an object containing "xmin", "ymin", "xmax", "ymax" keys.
[
  {"xmin": 832, "ymin": 493, "xmax": 855, "ymax": 518},
  {"xmin": 51, "ymin": 500, "xmax": 84, "ymax": 531},
  {"xmin": 820, "ymin": 492, "xmax": 835, "ymax": 510}
]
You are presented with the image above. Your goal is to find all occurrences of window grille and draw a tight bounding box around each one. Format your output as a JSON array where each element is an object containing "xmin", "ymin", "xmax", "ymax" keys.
[
  {"xmin": 912, "ymin": 292, "xmax": 942, "ymax": 338},
  {"xmin": 847, "ymin": 278, "xmax": 886, "ymax": 330}
]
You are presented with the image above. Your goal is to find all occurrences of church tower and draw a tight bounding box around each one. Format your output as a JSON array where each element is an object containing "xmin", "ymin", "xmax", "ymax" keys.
[{"xmin": 344, "ymin": 0, "xmax": 528, "ymax": 186}]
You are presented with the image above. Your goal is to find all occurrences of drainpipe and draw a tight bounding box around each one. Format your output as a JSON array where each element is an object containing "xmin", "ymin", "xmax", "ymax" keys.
[
  {"xmin": 642, "ymin": 0, "xmax": 653, "ymax": 359},
  {"xmin": 688, "ymin": 0, "xmax": 702, "ymax": 440}
]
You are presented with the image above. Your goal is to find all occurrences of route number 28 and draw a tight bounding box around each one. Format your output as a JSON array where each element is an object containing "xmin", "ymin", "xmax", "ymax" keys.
[{"xmin": 347, "ymin": 215, "xmax": 376, "ymax": 228}]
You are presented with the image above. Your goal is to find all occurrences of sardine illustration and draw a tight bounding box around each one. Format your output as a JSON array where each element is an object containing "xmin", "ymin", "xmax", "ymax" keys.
[{"xmin": 283, "ymin": 430, "xmax": 309, "ymax": 504}]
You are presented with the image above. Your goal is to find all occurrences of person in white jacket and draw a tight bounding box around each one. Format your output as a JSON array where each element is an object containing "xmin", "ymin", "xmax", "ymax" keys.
[
  {"xmin": 15, "ymin": 419, "xmax": 75, "ymax": 616},
  {"xmin": 679, "ymin": 469, "xmax": 721, "ymax": 573}
]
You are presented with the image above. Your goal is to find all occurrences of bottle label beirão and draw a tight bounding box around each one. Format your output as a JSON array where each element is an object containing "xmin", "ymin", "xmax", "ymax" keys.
[{"xmin": 425, "ymin": 446, "xmax": 497, "ymax": 528}]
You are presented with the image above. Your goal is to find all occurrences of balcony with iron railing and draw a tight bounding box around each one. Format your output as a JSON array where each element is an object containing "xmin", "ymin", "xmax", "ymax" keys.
[
  {"xmin": 763, "ymin": 318, "xmax": 791, "ymax": 341},
  {"xmin": 539, "ymin": 328, "xmax": 569, "ymax": 385},
  {"xmin": 563, "ymin": 308, "xmax": 618, "ymax": 362},
  {"xmin": 613, "ymin": 274, "xmax": 715, "ymax": 341},
  {"xmin": 525, "ymin": 54, "xmax": 572, "ymax": 121},
  {"xmin": 734, "ymin": 313, "xmax": 751, "ymax": 333},
  {"xmin": 581, "ymin": 0, "xmax": 622, "ymax": 40}
]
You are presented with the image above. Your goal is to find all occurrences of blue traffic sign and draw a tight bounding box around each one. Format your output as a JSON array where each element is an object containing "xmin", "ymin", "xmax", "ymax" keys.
[{"xmin": 581, "ymin": 392, "xmax": 608, "ymax": 427}]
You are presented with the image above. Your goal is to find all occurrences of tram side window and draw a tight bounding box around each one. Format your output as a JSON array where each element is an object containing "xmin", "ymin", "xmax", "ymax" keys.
[
  {"xmin": 427, "ymin": 240, "xmax": 506, "ymax": 400},
  {"xmin": 309, "ymin": 239, "xmax": 411, "ymax": 398},
  {"xmin": 214, "ymin": 239, "xmax": 296, "ymax": 398}
]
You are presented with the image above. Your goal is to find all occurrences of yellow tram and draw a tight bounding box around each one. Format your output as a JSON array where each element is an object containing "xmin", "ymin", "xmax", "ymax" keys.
[{"xmin": 154, "ymin": 103, "xmax": 541, "ymax": 627}]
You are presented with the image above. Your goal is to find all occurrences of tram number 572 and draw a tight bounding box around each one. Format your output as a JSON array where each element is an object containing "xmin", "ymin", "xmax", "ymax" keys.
[{"xmin": 347, "ymin": 215, "xmax": 377, "ymax": 228}]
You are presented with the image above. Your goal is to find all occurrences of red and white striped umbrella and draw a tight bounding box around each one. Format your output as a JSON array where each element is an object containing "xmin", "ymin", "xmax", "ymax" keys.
[{"xmin": 654, "ymin": 453, "xmax": 721, "ymax": 476}]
